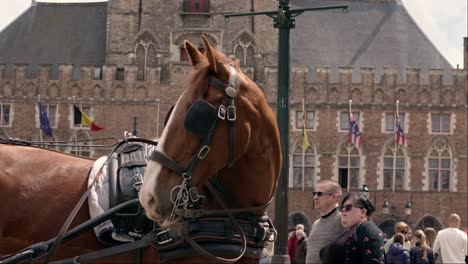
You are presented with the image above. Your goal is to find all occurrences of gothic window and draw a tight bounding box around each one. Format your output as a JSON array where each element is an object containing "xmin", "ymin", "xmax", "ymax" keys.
[
  {"xmin": 340, "ymin": 111, "xmax": 360, "ymax": 131},
  {"xmin": 295, "ymin": 110, "xmax": 314, "ymax": 130},
  {"xmin": 135, "ymin": 38, "xmax": 157, "ymax": 81},
  {"xmin": 233, "ymin": 38, "xmax": 255, "ymax": 66},
  {"xmin": 338, "ymin": 144, "xmax": 360, "ymax": 189},
  {"xmin": 292, "ymin": 143, "xmax": 315, "ymax": 189},
  {"xmin": 385, "ymin": 113, "xmax": 405, "ymax": 132},
  {"xmin": 183, "ymin": 0, "xmax": 209, "ymax": 13},
  {"xmin": 383, "ymin": 146, "xmax": 406, "ymax": 190},
  {"xmin": 427, "ymin": 140, "xmax": 452, "ymax": 191},
  {"xmin": 37, "ymin": 103, "xmax": 57, "ymax": 127},
  {"xmin": 0, "ymin": 102, "xmax": 11, "ymax": 126},
  {"xmin": 431, "ymin": 113, "xmax": 451, "ymax": 133}
]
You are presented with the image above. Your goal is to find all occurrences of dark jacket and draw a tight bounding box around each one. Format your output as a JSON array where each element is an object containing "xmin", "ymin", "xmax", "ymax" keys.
[
  {"xmin": 320, "ymin": 221, "xmax": 385, "ymax": 264},
  {"xmin": 387, "ymin": 242, "xmax": 410, "ymax": 264},
  {"xmin": 409, "ymin": 242, "xmax": 434, "ymax": 264},
  {"xmin": 294, "ymin": 237, "xmax": 307, "ymax": 264}
]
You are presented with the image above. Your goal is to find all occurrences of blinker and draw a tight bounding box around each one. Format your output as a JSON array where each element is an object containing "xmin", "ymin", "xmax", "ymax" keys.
[{"xmin": 184, "ymin": 101, "xmax": 217, "ymax": 139}]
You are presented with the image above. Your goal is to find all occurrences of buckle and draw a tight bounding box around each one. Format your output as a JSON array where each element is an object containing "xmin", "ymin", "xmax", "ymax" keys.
[
  {"xmin": 197, "ymin": 145, "xmax": 210, "ymax": 159},
  {"xmin": 154, "ymin": 229, "xmax": 173, "ymax": 245},
  {"xmin": 218, "ymin": 105, "xmax": 226, "ymax": 120},
  {"xmin": 189, "ymin": 187, "xmax": 200, "ymax": 202},
  {"xmin": 227, "ymin": 105, "xmax": 236, "ymax": 121},
  {"xmin": 132, "ymin": 173, "xmax": 143, "ymax": 190}
]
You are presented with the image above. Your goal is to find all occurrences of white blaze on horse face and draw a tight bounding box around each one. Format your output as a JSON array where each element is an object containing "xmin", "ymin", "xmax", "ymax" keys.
[{"xmin": 140, "ymin": 94, "xmax": 184, "ymax": 219}]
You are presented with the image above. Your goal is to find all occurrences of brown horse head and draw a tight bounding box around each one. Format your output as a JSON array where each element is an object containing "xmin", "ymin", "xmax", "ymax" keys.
[{"xmin": 140, "ymin": 36, "xmax": 281, "ymax": 226}]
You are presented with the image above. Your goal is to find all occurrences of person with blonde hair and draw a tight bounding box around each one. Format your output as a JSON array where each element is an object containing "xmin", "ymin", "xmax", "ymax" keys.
[
  {"xmin": 410, "ymin": 229, "xmax": 434, "ymax": 264},
  {"xmin": 433, "ymin": 213, "xmax": 467, "ymax": 263},
  {"xmin": 385, "ymin": 221, "xmax": 412, "ymax": 253},
  {"xmin": 423, "ymin": 227, "xmax": 437, "ymax": 248}
]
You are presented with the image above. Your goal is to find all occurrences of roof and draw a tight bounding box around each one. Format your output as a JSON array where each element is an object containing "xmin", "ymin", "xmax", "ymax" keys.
[
  {"xmin": 290, "ymin": 0, "xmax": 454, "ymax": 83},
  {"xmin": 0, "ymin": 2, "xmax": 107, "ymax": 67}
]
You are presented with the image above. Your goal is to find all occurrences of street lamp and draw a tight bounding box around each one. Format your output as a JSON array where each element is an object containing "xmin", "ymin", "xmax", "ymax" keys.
[
  {"xmin": 360, "ymin": 183, "xmax": 369, "ymax": 199},
  {"xmin": 382, "ymin": 199, "xmax": 390, "ymax": 215},
  {"xmin": 404, "ymin": 199, "xmax": 412, "ymax": 216}
]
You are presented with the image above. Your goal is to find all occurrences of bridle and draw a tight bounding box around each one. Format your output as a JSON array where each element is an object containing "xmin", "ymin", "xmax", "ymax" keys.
[{"xmin": 148, "ymin": 65, "xmax": 239, "ymax": 220}]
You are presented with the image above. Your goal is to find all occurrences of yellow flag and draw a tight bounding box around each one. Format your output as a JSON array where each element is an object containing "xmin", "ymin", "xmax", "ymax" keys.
[{"xmin": 302, "ymin": 99, "xmax": 310, "ymax": 150}]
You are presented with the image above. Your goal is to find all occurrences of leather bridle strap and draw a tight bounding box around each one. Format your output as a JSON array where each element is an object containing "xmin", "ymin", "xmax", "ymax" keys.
[{"xmin": 49, "ymin": 237, "xmax": 150, "ymax": 264}]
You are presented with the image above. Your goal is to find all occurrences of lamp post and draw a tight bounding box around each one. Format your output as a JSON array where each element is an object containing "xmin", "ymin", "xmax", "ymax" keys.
[
  {"xmin": 382, "ymin": 199, "xmax": 390, "ymax": 215},
  {"xmin": 404, "ymin": 199, "xmax": 412, "ymax": 217},
  {"xmin": 224, "ymin": 2, "xmax": 349, "ymax": 263},
  {"xmin": 360, "ymin": 183, "xmax": 369, "ymax": 199}
]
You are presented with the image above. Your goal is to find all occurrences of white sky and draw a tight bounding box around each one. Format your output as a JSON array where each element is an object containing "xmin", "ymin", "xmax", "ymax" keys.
[{"xmin": 0, "ymin": 0, "xmax": 466, "ymax": 68}]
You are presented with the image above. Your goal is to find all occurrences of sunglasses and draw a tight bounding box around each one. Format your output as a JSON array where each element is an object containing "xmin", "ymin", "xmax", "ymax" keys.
[
  {"xmin": 401, "ymin": 231, "xmax": 408, "ymax": 234},
  {"xmin": 313, "ymin": 191, "xmax": 333, "ymax": 197},
  {"xmin": 339, "ymin": 204, "xmax": 363, "ymax": 212}
]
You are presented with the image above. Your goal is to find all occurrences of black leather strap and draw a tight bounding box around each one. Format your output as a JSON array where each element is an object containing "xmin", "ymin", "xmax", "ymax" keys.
[
  {"xmin": 49, "ymin": 238, "xmax": 150, "ymax": 264},
  {"xmin": 149, "ymin": 151, "xmax": 185, "ymax": 175}
]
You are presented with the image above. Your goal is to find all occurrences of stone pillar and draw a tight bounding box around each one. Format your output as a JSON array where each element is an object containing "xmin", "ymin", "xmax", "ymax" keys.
[
  {"xmin": 383, "ymin": 68, "xmax": 397, "ymax": 103},
  {"xmin": 360, "ymin": 67, "xmax": 375, "ymax": 104},
  {"xmin": 38, "ymin": 64, "xmax": 51, "ymax": 97},
  {"xmin": 406, "ymin": 68, "xmax": 420, "ymax": 104},
  {"xmin": 59, "ymin": 64, "xmax": 72, "ymax": 98},
  {"xmin": 102, "ymin": 65, "xmax": 115, "ymax": 98},
  {"xmin": 338, "ymin": 67, "xmax": 353, "ymax": 102}
]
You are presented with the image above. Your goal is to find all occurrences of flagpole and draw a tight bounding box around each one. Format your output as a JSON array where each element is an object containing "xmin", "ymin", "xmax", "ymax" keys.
[
  {"xmin": 348, "ymin": 100, "xmax": 352, "ymax": 193},
  {"xmin": 72, "ymin": 96, "xmax": 78, "ymax": 155},
  {"xmin": 38, "ymin": 94, "xmax": 44, "ymax": 145},
  {"xmin": 302, "ymin": 99, "xmax": 306, "ymax": 192},
  {"xmin": 392, "ymin": 100, "xmax": 399, "ymax": 195}
]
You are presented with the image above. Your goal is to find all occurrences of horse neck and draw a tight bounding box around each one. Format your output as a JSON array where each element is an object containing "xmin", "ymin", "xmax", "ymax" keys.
[{"xmin": 215, "ymin": 123, "xmax": 280, "ymax": 212}]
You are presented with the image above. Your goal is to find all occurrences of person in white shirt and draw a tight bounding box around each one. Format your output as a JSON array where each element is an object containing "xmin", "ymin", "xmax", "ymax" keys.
[{"xmin": 433, "ymin": 213, "xmax": 467, "ymax": 263}]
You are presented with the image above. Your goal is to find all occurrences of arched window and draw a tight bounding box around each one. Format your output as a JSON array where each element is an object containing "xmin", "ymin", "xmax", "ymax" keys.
[
  {"xmin": 338, "ymin": 143, "xmax": 360, "ymax": 189},
  {"xmin": 233, "ymin": 33, "xmax": 256, "ymax": 67},
  {"xmin": 292, "ymin": 142, "xmax": 315, "ymax": 189},
  {"xmin": 427, "ymin": 139, "xmax": 452, "ymax": 191},
  {"xmin": 134, "ymin": 33, "xmax": 158, "ymax": 81},
  {"xmin": 383, "ymin": 146, "xmax": 406, "ymax": 190}
]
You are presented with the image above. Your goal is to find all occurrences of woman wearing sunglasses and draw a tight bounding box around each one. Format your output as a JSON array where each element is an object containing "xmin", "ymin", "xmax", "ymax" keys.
[{"xmin": 320, "ymin": 193, "xmax": 385, "ymax": 263}]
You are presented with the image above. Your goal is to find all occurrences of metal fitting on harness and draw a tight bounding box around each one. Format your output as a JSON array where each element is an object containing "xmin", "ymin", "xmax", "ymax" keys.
[{"xmin": 152, "ymin": 229, "xmax": 173, "ymax": 245}]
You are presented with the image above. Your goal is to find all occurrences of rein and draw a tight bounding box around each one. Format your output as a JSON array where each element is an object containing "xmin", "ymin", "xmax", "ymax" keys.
[{"xmin": 0, "ymin": 137, "xmax": 121, "ymax": 148}]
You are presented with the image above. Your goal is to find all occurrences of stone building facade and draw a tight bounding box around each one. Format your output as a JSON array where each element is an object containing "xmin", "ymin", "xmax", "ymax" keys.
[{"xmin": 0, "ymin": 0, "xmax": 467, "ymax": 236}]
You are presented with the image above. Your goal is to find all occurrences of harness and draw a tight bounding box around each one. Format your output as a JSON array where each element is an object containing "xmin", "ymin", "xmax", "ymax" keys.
[{"xmin": 0, "ymin": 67, "xmax": 277, "ymax": 264}]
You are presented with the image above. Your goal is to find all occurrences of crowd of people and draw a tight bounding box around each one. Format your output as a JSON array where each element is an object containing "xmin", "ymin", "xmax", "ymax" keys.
[{"xmin": 284, "ymin": 180, "xmax": 467, "ymax": 264}]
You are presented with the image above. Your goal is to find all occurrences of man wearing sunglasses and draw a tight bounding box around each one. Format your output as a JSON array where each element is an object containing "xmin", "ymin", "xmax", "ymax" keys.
[{"xmin": 305, "ymin": 180, "xmax": 345, "ymax": 264}]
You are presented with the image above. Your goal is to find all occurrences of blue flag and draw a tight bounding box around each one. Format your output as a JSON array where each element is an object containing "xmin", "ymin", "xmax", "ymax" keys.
[{"xmin": 38, "ymin": 102, "xmax": 53, "ymax": 136}]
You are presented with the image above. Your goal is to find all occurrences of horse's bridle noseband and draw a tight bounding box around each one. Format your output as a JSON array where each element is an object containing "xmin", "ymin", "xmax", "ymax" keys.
[{"xmin": 149, "ymin": 65, "xmax": 239, "ymax": 216}]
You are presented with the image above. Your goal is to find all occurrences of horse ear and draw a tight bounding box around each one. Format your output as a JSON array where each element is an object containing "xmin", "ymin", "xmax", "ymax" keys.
[
  {"xmin": 202, "ymin": 35, "xmax": 224, "ymax": 74},
  {"xmin": 184, "ymin": 40, "xmax": 205, "ymax": 67}
]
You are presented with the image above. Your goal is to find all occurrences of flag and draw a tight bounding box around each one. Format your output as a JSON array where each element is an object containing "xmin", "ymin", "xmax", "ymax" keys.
[
  {"xmin": 349, "ymin": 112, "xmax": 362, "ymax": 148},
  {"xmin": 73, "ymin": 105, "xmax": 103, "ymax": 131},
  {"xmin": 395, "ymin": 115, "xmax": 407, "ymax": 146},
  {"xmin": 301, "ymin": 100, "xmax": 310, "ymax": 150},
  {"xmin": 38, "ymin": 102, "xmax": 53, "ymax": 136}
]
